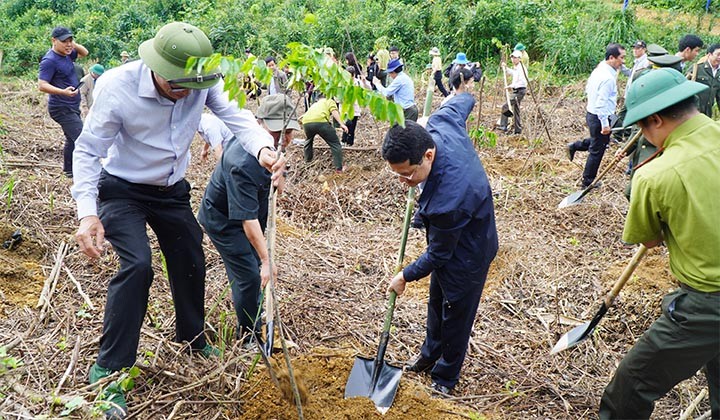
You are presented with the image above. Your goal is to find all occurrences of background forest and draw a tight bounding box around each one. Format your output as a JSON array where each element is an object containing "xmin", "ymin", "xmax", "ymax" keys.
[{"xmin": 1, "ymin": 0, "xmax": 720, "ymax": 80}]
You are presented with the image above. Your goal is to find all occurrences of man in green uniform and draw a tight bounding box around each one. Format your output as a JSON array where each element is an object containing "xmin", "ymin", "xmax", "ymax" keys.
[
  {"xmin": 617, "ymin": 53, "xmax": 683, "ymax": 200},
  {"xmin": 687, "ymin": 43, "xmax": 720, "ymax": 117},
  {"xmin": 599, "ymin": 68, "xmax": 720, "ymax": 419}
]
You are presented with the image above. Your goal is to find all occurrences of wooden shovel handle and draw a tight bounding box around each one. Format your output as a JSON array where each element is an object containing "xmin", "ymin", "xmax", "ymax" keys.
[
  {"xmin": 590, "ymin": 129, "xmax": 643, "ymax": 188},
  {"xmin": 604, "ymin": 244, "xmax": 648, "ymax": 307}
]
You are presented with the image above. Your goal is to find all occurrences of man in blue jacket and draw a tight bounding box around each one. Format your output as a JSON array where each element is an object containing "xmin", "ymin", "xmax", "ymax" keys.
[{"xmin": 383, "ymin": 92, "xmax": 498, "ymax": 395}]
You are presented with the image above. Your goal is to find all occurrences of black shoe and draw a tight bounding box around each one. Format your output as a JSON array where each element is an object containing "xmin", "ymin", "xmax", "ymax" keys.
[
  {"xmin": 405, "ymin": 356, "xmax": 434, "ymax": 373},
  {"xmin": 430, "ymin": 382, "xmax": 454, "ymax": 395},
  {"xmin": 566, "ymin": 143, "xmax": 576, "ymax": 162}
]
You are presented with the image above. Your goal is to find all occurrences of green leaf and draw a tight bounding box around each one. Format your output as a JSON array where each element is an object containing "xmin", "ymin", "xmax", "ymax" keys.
[{"xmin": 303, "ymin": 13, "xmax": 317, "ymax": 24}]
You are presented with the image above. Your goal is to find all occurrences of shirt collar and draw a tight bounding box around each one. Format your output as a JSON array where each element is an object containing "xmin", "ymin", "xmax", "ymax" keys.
[
  {"xmin": 138, "ymin": 63, "xmax": 173, "ymax": 104},
  {"xmin": 664, "ymin": 113, "xmax": 710, "ymax": 150}
]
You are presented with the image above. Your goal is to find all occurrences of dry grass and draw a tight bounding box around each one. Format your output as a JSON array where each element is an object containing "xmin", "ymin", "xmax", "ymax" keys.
[{"xmin": 0, "ymin": 77, "xmax": 710, "ymax": 419}]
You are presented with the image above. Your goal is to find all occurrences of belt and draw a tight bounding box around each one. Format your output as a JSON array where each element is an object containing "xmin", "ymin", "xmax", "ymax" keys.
[{"xmin": 680, "ymin": 283, "xmax": 720, "ymax": 296}]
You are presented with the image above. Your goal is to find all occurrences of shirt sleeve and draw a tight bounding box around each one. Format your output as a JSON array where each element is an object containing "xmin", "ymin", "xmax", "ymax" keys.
[
  {"xmin": 38, "ymin": 56, "xmax": 55, "ymax": 82},
  {"xmin": 71, "ymin": 90, "xmax": 123, "ymax": 219},
  {"xmin": 377, "ymin": 75, "xmax": 402, "ymax": 98},
  {"xmin": 403, "ymin": 210, "xmax": 471, "ymax": 281},
  {"xmin": 205, "ymin": 83, "xmax": 274, "ymax": 159},
  {"xmin": 225, "ymin": 164, "xmax": 260, "ymax": 221},
  {"xmin": 594, "ymin": 78, "xmax": 613, "ymax": 127},
  {"xmin": 622, "ymin": 172, "xmax": 663, "ymax": 244}
]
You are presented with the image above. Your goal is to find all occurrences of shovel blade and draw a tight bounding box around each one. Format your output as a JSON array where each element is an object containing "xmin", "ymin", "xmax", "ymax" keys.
[
  {"xmin": 558, "ymin": 190, "xmax": 584, "ymax": 208},
  {"xmin": 345, "ymin": 356, "xmax": 402, "ymax": 414},
  {"xmin": 550, "ymin": 320, "xmax": 594, "ymax": 355}
]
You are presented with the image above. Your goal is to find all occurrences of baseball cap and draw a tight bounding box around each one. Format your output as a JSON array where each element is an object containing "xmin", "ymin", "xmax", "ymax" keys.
[
  {"xmin": 120, "ymin": 51, "xmax": 129, "ymax": 57},
  {"xmin": 511, "ymin": 50, "xmax": 522, "ymax": 58},
  {"xmin": 138, "ymin": 22, "xmax": 221, "ymax": 89},
  {"xmin": 633, "ymin": 40, "xmax": 647, "ymax": 49},
  {"xmin": 51, "ymin": 26, "xmax": 73, "ymax": 41},
  {"xmin": 256, "ymin": 94, "xmax": 301, "ymax": 132},
  {"xmin": 624, "ymin": 68, "xmax": 707, "ymax": 127}
]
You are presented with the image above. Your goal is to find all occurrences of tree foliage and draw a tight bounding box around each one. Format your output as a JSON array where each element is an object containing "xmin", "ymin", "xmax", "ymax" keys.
[{"xmin": 1, "ymin": 0, "xmax": 719, "ymax": 78}]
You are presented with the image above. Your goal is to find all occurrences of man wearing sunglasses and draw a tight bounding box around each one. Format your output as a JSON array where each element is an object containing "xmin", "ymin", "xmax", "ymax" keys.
[
  {"xmin": 382, "ymin": 91, "xmax": 498, "ymax": 396},
  {"xmin": 71, "ymin": 22, "xmax": 284, "ymax": 418}
]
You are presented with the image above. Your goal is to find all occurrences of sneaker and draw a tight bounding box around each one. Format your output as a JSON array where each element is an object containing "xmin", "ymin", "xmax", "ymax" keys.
[
  {"xmin": 566, "ymin": 143, "xmax": 576, "ymax": 162},
  {"xmin": 89, "ymin": 363, "xmax": 127, "ymax": 419},
  {"xmin": 405, "ymin": 355, "xmax": 434, "ymax": 373},
  {"xmin": 198, "ymin": 344, "xmax": 221, "ymax": 359},
  {"xmin": 430, "ymin": 381, "xmax": 454, "ymax": 395}
]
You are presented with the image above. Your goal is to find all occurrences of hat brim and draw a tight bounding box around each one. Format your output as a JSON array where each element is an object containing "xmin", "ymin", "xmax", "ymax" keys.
[
  {"xmin": 138, "ymin": 39, "xmax": 220, "ymax": 89},
  {"xmin": 55, "ymin": 34, "xmax": 73, "ymax": 41},
  {"xmin": 648, "ymin": 55, "xmax": 682, "ymax": 67},
  {"xmin": 453, "ymin": 59, "xmax": 470, "ymax": 65},
  {"xmin": 264, "ymin": 118, "xmax": 300, "ymax": 132},
  {"xmin": 386, "ymin": 63, "xmax": 403, "ymax": 73},
  {"xmin": 624, "ymin": 82, "xmax": 707, "ymax": 127}
]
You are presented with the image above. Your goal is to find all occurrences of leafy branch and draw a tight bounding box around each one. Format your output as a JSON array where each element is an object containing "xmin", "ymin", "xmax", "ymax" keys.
[{"xmin": 188, "ymin": 42, "xmax": 405, "ymax": 126}]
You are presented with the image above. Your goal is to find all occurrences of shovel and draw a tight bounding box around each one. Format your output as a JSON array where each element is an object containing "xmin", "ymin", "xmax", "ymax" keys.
[
  {"xmin": 551, "ymin": 244, "xmax": 648, "ymax": 354},
  {"xmin": 345, "ymin": 186, "xmax": 416, "ymax": 414},
  {"xmin": 501, "ymin": 67, "xmax": 513, "ymax": 117},
  {"xmin": 558, "ymin": 129, "xmax": 642, "ymax": 208}
]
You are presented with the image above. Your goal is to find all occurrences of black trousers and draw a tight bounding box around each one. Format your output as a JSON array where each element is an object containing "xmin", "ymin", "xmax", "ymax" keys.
[
  {"xmin": 342, "ymin": 116, "xmax": 359, "ymax": 146},
  {"xmin": 404, "ymin": 105, "xmax": 419, "ymax": 122},
  {"xmin": 433, "ymin": 70, "xmax": 449, "ymax": 97},
  {"xmin": 96, "ymin": 171, "xmax": 206, "ymax": 370},
  {"xmin": 48, "ymin": 105, "xmax": 83, "ymax": 175},
  {"xmin": 419, "ymin": 268, "xmax": 488, "ymax": 388},
  {"xmin": 500, "ymin": 87, "xmax": 526, "ymax": 134},
  {"xmin": 570, "ymin": 112, "xmax": 611, "ymax": 187}
]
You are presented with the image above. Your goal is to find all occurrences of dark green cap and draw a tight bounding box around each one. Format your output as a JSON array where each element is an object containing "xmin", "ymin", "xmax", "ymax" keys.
[{"xmin": 646, "ymin": 43, "xmax": 668, "ymax": 57}]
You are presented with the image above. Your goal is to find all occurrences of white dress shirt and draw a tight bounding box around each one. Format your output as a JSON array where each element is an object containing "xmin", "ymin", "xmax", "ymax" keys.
[
  {"xmin": 585, "ymin": 61, "xmax": 618, "ymax": 128},
  {"xmin": 72, "ymin": 60, "xmax": 273, "ymax": 219}
]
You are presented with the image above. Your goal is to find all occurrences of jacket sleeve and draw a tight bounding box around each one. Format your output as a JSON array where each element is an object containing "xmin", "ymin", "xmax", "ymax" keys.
[{"xmin": 403, "ymin": 210, "xmax": 471, "ymax": 281}]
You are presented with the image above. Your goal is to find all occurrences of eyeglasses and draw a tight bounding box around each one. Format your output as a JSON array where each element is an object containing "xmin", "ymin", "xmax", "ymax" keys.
[
  {"xmin": 385, "ymin": 163, "xmax": 420, "ymax": 180},
  {"xmin": 168, "ymin": 84, "xmax": 189, "ymax": 93}
]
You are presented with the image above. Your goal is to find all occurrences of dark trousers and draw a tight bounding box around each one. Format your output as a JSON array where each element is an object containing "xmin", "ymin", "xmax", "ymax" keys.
[
  {"xmin": 569, "ymin": 112, "xmax": 611, "ymax": 187},
  {"xmin": 420, "ymin": 269, "xmax": 488, "ymax": 388},
  {"xmin": 342, "ymin": 116, "xmax": 359, "ymax": 146},
  {"xmin": 303, "ymin": 122, "xmax": 343, "ymax": 170},
  {"xmin": 500, "ymin": 88, "xmax": 526, "ymax": 134},
  {"xmin": 48, "ymin": 105, "xmax": 83, "ymax": 175},
  {"xmin": 404, "ymin": 105, "xmax": 419, "ymax": 122},
  {"xmin": 204, "ymin": 231, "xmax": 261, "ymax": 339},
  {"xmin": 96, "ymin": 172, "xmax": 206, "ymax": 370},
  {"xmin": 378, "ymin": 70, "xmax": 388, "ymax": 87},
  {"xmin": 599, "ymin": 287, "xmax": 720, "ymax": 419},
  {"xmin": 433, "ymin": 70, "xmax": 449, "ymax": 97}
]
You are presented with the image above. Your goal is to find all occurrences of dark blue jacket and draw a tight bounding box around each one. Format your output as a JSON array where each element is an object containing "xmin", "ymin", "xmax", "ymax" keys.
[{"xmin": 403, "ymin": 93, "xmax": 498, "ymax": 301}]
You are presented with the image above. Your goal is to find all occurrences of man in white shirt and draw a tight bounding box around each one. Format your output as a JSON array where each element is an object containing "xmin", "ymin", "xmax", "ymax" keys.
[
  {"xmin": 567, "ymin": 43, "xmax": 625, "ymax": 188},
  {"xmin": 499, "ymin": 50, "xmax": 528, "ymax": 134}
]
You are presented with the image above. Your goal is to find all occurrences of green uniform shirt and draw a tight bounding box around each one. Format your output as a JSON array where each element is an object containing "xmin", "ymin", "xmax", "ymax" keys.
[
  {"xmin": 623, "ymin": 114, "xmax": 720, "ymax": 292},
  {"xmin": 300, "ymin": 98, "xmax": 337, "ymax": 124}
]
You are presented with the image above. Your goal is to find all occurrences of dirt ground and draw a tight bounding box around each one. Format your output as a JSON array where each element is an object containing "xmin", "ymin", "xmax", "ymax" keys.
[{"xmin": 0, "ymin": 75, "xmax": 711, "ymax": 419}]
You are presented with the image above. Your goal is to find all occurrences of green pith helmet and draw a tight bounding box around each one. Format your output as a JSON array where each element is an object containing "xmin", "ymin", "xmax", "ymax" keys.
[
  {"xmin": 624, "ymin": 68, "xmax": 708, "ymax": 127},
  {"xmin": 138, "ymin": 22, "xmax": 221, "ymax": 89}
]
